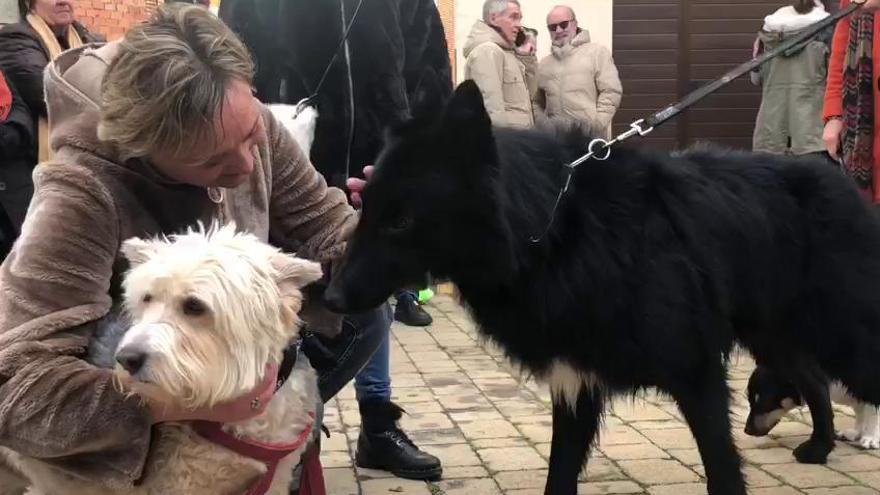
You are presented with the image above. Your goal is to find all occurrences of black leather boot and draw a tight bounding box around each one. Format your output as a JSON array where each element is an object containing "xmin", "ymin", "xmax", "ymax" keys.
[
  {"xmin": 355, "ymin": 400, "xmax": 442, "ymax": 480},
  {"xmin": 394, "ymin": 294, "xmax": 433, "ymax": 327}
]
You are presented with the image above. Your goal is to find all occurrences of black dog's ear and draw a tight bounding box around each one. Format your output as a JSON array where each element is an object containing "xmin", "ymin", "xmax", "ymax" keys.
[{"xmin": 442, "ymin": 80, "xmax": 493, "ymax": 141}]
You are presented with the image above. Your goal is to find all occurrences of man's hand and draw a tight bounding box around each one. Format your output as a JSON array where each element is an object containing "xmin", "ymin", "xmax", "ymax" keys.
[
  {"xmin": 515, "ymin": 39, "xmax": 535, "ymax": 56},
  {"xmin": 346, "ymin": 165, "xmax": 374, "ymax": 209},
  {"xmin": 823, "ymin": 118, "xmax": 844, "ymax": 160}
]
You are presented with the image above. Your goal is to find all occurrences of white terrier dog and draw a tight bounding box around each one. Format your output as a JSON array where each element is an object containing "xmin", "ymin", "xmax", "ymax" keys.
[{"xmin": 2, "ymin": 223, "xmax": 324, "ymax": 495}]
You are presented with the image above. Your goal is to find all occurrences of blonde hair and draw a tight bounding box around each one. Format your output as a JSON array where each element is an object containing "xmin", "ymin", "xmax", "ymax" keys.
[{"xmin": 98, "ymin": 3, "xmax": 255, "ymax": 159}]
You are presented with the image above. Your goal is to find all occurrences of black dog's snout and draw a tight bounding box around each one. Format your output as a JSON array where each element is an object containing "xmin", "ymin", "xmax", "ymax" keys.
[{"xmin": 323, "ymin": 286, "xmax": 349, "ymax": 314}]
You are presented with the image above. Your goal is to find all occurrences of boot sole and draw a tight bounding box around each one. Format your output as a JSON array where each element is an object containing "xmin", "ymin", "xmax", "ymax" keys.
[{"xmin": 356, "ymin": 459, "xmax": 443, "ymax": 481}]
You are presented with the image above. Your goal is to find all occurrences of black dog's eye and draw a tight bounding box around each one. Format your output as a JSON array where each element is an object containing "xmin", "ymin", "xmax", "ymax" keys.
[
  {"xmin": 182, "ymin": 297, "xmax": 208, "ymax": 316},
  {"xmin": 388, "ymin": 214, "xmax": 412, "ymax": 233},
  {"xmin": 142, "ymin": 294, "xmax": 153, "ymax": 303}
]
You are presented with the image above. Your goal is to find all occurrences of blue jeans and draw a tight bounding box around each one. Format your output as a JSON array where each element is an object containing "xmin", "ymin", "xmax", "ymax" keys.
[{"xmin": 316, "ymin": 302, "xmax": 392, "ymax": 403}]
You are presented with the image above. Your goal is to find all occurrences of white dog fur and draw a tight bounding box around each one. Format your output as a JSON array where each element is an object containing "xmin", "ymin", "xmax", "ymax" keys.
[
  {"xmin": 268, "ymin": 103, "xmax": 318, "ymax": 156},
  {"xmin": 830, "ymin": 383, "xmax": 880, "ymax": 450},
  {"xmin": 2, "ymin": 223, "xmax": 324, "ymax": 495}
]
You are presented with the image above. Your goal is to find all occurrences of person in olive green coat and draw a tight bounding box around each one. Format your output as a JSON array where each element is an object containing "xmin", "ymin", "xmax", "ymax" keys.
[{"xmin": 751, "ymin": 0, "xmax": 832, "ymax": 158}]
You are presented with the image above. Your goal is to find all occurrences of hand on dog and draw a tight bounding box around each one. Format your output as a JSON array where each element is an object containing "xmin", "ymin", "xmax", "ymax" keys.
[
  {"xmin": 133, "ymin": 363, "xmax": 279, "ymax": 424},
  {"xmin": 346, "ymin": 165, "xmax": 375, "ymax": 208}
]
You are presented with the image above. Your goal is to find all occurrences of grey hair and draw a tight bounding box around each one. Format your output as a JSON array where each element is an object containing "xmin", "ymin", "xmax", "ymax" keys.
[
  {"xmin": 98, "ymin": 3, "xmax": 255, "ymax": 160},
  {"xmin": 482, "ymin": 0, "xmax": 519, "ymax": 23}
]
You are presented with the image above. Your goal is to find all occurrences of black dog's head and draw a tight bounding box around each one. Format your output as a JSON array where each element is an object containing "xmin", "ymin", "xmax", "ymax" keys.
[
  {"xmin": 744, "ymin": 365, "xmax": 803, "ymax": 436},
  {"xmin": 324, "ymin": 80, "xmax": 500, "ymax": 314}
]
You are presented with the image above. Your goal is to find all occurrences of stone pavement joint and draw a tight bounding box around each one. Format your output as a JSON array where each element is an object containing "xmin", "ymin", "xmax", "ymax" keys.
[{"xmin": 321, "ymin": 295, "xmax": 879, "ymax": 494}]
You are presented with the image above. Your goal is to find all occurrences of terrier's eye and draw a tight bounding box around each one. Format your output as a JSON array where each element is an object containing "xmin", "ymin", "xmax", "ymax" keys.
[
  {"xmin": 182, "ymin": 297, "xmax": 208, "ymax": 316},
  {"xmin": 142, "ymin": 294, "xmax": 153, "ymax": 303}
]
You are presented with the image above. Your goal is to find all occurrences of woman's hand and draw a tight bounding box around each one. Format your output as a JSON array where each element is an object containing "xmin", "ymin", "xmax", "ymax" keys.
[
  {"xmin": 860, "ymin": 0, "xmax": 880, "ymax": 12},
  {"xmin": 823, "ymin": 118, "xmax": 844, "ymax": 160},
  {"xmin": 346, "ymin": 165, "xmax": 374, "ymax": 209}
]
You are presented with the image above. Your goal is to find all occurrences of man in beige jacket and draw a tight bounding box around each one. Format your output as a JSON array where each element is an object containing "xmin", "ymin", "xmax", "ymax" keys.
[
  {"xmin": 536, "ymin": 5, "xmax": 622, "ymax": 136},
  {"xmin": 463, "ymin": 0, "xmax": 536, "ymax": 129}
]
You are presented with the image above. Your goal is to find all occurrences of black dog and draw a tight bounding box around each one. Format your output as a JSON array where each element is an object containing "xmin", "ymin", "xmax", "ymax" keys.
[
  {"xmin": 325, "ymin": 81, "xmax": 880, "ymax": 494},
  {"xmin": 746, "ymin": 363, "xmax": 880, "ymax": 456},
  {"xmin": 745, "ymin": 364, "xmax": 807, "ymax": 437}
]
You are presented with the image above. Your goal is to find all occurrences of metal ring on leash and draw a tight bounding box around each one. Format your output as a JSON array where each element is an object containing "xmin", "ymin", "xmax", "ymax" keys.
[{"xmin": 588, "ymin": 138, "xmax": 612, "ymax": 161}]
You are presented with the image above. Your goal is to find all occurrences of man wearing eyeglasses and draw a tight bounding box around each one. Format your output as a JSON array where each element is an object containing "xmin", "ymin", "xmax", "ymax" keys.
[{"xmin": 535, "ymin": 5, "xmax": 622, "ymax": 137}]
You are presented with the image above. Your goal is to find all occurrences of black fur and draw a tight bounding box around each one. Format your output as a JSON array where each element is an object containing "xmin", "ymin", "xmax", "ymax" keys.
[
  {"xmin": 325, "ymin": 81, "xmax": 880, "ymax": 494},
  {"xmin": 219, "ymin": 0, "xmax": 452, "ymax": 189},
  {"xmin": 744, "ymin": 363, "xmax": 839, "ymax": 465},
  {"xmin": 744, "ymin": 364, "xmax": 804, "ymax": 436}
]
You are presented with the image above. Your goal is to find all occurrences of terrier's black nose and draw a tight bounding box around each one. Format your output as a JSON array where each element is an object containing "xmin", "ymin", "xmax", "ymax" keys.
[{"xmin": 116, "ymin": 347, "xmax": 148, "ymax": 375}]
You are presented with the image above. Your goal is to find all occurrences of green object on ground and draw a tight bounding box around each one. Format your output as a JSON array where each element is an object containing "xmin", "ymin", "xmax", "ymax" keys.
[{"xmin": 418, "ymin": 288, "xmax": 434, "ymax": 303}]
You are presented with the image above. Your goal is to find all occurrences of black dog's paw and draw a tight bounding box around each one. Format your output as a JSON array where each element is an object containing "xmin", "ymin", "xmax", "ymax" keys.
[{"xmin": 793, "ymin": 439, "xmax": 833, "ymax": 464}]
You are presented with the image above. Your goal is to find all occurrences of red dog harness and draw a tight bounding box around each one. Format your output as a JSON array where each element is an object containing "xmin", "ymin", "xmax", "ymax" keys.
[
  {"xmin": 192, "ymin": 412, "xmax": 324, "ymax": 495},
  {"xmin": 192, "ymin": 344, "xmax": 325, "ymax": 495}
]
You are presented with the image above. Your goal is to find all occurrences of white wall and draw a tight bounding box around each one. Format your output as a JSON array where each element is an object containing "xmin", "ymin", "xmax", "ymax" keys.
[
  {"xmin": 0, "ymin": 0, "xmax": 18, "ymax": 25},
  {"xmin": 454, "ymin": 0, "xmax": 613, "ymax": 83}
]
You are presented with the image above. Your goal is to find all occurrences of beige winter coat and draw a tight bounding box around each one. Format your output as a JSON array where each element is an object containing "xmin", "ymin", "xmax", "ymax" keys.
[
  {"xmin": 0, "ymin": 42, "xmax": 356, "ymax": 490},
  {"xmin": 463, "ymin": 20, "xmax": 536, "ymax": 129},
  {"xmin": 536, "ymin": 30, "xmax": 622, "ymax": 135}
]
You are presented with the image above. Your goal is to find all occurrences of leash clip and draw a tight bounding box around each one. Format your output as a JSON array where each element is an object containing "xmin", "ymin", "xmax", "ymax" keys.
[
  {"xmin": 616, "ymin": 119, "xmax": 654, "ymax": 142},
  {"xmin": 293, "ymin": 97, "xmax": 314, "ymax": 119}
]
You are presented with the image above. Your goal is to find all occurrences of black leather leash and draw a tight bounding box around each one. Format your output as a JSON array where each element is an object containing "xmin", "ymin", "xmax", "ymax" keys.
[{"xmin": 530, "ymin": 0, "xmax": 867, "ymax": 243}]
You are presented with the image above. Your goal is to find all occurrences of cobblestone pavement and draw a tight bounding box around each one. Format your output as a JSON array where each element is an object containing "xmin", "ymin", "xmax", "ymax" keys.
[{"xmin": 320, "ymin": 295, "xmax": 880, "ymax": 494}]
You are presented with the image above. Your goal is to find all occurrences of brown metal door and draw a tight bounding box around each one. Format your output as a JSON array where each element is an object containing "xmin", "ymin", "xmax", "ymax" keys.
[
  {"xmin": 612, "ymin": 0, "xmax": 682, "ymax": 150},
  {"xmin": 613, "ymin": 0, "xmax": 790, "ymax": 150}
]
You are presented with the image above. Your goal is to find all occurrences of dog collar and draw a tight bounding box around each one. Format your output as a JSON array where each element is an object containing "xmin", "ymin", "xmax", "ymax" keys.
[
  {"xmin": 191, "ymin": 340, "xmax": 311, "ymax": 495},
  {"xmin": 248, "ymin": 340, "xmax": 302, "ymax": 411}
]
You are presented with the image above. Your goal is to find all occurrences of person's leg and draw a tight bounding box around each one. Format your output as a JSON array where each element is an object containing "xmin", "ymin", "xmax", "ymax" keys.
[
  {"xmin": 354, "ymin": 305, "xmax": 392, "ymax": 402},
  {"xmin": 313, "ymin": 306, "xmax": 387, "ymax": 403},
  {"xmin": 394, "ymin": 289, "xmax": 433, "ymax": 327},
  {"xmin": 353, "ymin": 303, "xmax": 442, "ymax": 480}
]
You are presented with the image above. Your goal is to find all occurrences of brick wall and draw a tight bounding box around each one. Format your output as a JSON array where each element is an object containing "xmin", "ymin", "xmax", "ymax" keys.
[
  {"xmin": 437, "ymin": 0, "xmax": 455, "ymax": 83},
  {"xmin": 76, "ymin": 0, "xmax": 159, "ymax": 40},
  {"xmin": 77, "ymin": 0, "xmax": 456, "ymax": 69}
]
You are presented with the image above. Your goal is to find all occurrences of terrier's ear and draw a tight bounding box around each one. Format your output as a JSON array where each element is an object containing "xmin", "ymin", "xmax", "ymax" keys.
[
  {"xmin": 121, "ymin": 237, "xmax": 163, "ymax": 267},
  {"xmin": 272, "ymin": 253, "xmax": 324, "ymax": 290},
  {"xmin": 271, "ymin": 253, "xmax": 324, "ymax": 326}
]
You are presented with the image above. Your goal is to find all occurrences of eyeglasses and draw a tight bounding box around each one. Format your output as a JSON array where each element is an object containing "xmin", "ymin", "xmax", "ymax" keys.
[{"xmin": 548, "ymin": 20, "xmax": 573, "ymax": 32}]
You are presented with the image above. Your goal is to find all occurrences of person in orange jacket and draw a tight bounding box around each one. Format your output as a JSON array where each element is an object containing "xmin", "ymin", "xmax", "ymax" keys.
[{"xmin": 823, "ymin": 0, "xmax": 880, "ymax": 203}]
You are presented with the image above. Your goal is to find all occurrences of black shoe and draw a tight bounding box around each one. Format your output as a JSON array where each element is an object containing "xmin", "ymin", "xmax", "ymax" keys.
[
  {"xmin": 355, "ymin": 400, "xmax": 443, "ymax": 481},
  {"xmin": 394, "ymin": 296, "xmax": 433, "ymax": 327}
]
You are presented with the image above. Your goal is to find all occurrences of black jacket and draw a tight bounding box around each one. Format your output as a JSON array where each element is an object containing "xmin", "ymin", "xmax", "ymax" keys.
[
  {"xmin": 0, "ymin": 69, "xmax": 36, "ymax": 255},
  {"xmin": 0, "ymin": 20, "xmax": 102, "ymax": 119},
  {"xmin": 221, "ymin": 0, "xmax": 453, "ymax": 188}
]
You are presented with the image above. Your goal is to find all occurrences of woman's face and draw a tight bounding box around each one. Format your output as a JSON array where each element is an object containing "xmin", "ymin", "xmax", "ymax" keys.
[{"xmin": 31, "ymin": 0, "xmax": 75, "ymax": 29}]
